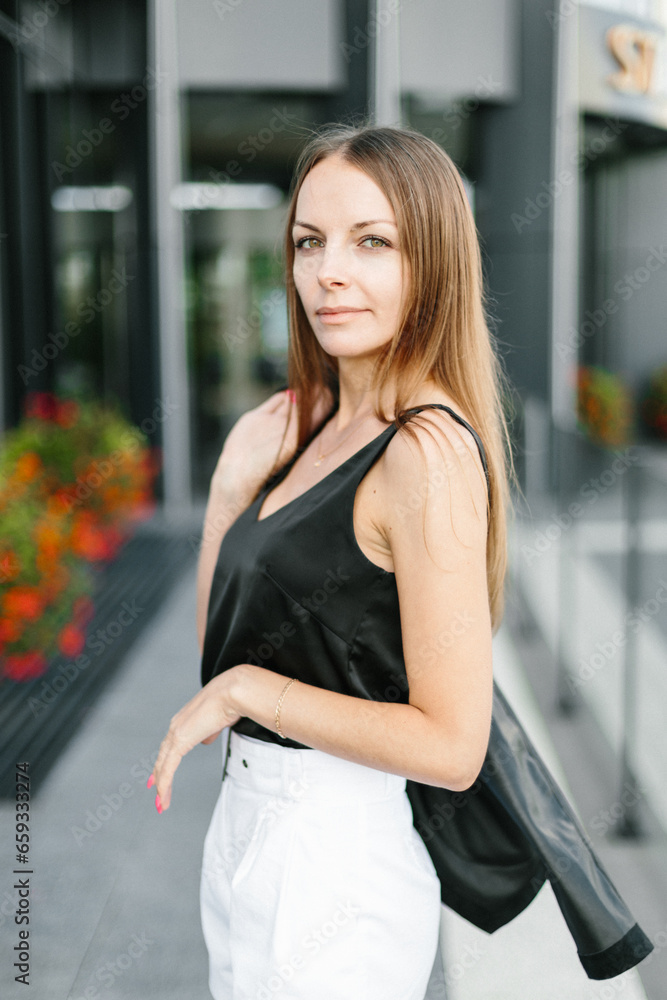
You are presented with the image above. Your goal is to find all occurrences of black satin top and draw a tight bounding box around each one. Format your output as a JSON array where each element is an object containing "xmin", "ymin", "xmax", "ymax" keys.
[{"xmin": 201, "ymin": 402, "xmax": 485, "ymax": 745}]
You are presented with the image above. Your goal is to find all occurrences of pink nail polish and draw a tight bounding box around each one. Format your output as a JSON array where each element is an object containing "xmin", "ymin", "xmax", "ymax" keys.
[
  {"xmin": 155, "ymin": 794, "xmax": 162, "ymax": 814},
  {"xmin": 147, "ymin": 775, "xmax": 154, "ymax": 789}
]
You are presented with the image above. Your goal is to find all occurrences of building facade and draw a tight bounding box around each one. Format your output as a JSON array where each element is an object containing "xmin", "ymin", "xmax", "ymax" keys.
[{"xmin": 1, "ymin": 0, "xmax": 666, "ymax": 506}]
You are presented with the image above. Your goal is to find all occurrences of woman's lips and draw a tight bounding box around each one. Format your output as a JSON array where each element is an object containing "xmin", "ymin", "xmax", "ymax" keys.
[{"xmin": 317, "ymin": 309, "xmax": 368, "ymax": 322}]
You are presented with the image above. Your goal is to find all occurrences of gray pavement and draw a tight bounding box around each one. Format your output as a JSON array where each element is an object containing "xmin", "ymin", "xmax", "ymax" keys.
[
  {"xmin": 1, "ymin": 521, "xmax": 218, "ymax": 1000},
  {"xmin": 0, "ymin": 506, "xmax": 661, "ymax": 999}
]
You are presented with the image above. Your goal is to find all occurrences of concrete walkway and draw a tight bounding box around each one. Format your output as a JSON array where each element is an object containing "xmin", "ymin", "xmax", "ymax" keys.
[{"xmin": 0, "ymin": 518, "xmax": 655, "ymax": 999}]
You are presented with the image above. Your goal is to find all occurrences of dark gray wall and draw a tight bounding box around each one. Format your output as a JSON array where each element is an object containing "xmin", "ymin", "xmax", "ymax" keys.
[{"xmin": 476, "ymin": 0, "xmax": 556, "ymax": 403}]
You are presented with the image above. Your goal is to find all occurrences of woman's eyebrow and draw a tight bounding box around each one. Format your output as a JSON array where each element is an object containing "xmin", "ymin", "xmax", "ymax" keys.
[{"xmin": 292, "ymin": 219, "xmax": 398, "ymax": 232}]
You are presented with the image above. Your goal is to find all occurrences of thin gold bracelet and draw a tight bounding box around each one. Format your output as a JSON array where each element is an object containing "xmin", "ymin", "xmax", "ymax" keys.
[{"xmin": 275, "ymin": 677, "xmax": 298, "ymax": 738}]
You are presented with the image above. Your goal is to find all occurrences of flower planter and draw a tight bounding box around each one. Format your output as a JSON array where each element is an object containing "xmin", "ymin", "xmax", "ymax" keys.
[
  {"xmin": 1, "ymin": 391, "xmax": 160, "ymax": 681},
  {"xmin": 0, "ymin": 391, "xmax": 168, "ymax": 795}
]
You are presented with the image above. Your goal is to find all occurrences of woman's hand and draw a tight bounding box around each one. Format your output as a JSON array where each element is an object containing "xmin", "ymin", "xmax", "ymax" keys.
[
  {"xmin": 214, "ymin": 389, "xmax": 297, "ymax": 497},
  {"xmin": 148, "ymin": 670, "xmax": 243, "ymax": 813},
  {"xmin": 213, "ymin": 385, "xmax": 336, "ymax": 499}
]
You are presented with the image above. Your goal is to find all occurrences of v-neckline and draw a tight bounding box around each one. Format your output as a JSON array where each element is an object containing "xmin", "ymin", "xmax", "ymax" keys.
[{"xmin": 255, "ymin": 422, "xmax": 396, "ymax": 524}]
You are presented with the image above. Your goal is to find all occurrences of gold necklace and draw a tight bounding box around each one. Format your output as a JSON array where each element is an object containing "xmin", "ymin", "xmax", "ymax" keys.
[{"xmin": 312, "ymin": 414, "xmax": 372, "ymax": 467}]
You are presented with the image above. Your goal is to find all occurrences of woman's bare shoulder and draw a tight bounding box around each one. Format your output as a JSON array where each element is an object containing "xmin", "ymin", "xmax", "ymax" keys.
[
  {"xmin": 353, "ymin": 385, "xmax": 486, "ymax": 571},
  {"xmin": 376, "ymin": 386, "xmax": 488, "ymax": 525},
  {"xmin": 394, "ymin": 384, "xmax": 481, "ymax": 464}
]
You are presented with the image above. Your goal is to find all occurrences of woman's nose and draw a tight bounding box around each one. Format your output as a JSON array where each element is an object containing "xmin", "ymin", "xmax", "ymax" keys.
[{"xmin": 315, "ymin": 245, "xmax": 351, "ymax": 287}]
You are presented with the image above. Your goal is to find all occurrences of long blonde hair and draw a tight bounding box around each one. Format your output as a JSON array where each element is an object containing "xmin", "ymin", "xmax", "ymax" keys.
[{"xmin": 282, "ymin": 122, "xmax": 513, "ymax": 630}]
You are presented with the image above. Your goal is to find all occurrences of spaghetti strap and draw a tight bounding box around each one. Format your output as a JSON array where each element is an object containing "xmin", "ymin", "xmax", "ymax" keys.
[{"xmin": 402, "ymin": 403, "xmax": 490, "ymax": 494}]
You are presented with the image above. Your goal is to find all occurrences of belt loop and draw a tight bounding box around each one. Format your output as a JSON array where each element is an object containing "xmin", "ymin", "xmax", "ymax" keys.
[
  {"xmin": 221, "ymin": 728, "xmax": 232, "ymax": 784},
  {"xmin": 297, "ymin": 745, "xmax": 306, "ymax": 793},
  {"xmin": 282, "ymin": 743, "xmax": 293, "ymax": 793},
  {"xmin": 286, "ymin": 743, "xmax": 303, "ymax": 796}
]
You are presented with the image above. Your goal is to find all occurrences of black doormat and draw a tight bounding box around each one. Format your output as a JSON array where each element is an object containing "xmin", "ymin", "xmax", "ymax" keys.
[{"xmin": 0, "ymin": 528, "xmax": 196, "ymax": 798}]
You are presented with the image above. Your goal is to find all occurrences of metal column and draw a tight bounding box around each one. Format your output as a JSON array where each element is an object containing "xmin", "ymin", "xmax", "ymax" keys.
[
  {"xmin": 147, "ymin": 0, "xmax": 192, "ymax": 515},
  {"xmin": 370, "ymin": 0, "xmax": 402, "ymax": 127}
]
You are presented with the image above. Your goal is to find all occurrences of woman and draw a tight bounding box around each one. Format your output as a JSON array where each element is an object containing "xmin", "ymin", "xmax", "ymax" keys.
[
  {"xmin": 148, "ymin": 124, "xmax": 650, "ymax": 997},
  {"xmin": 150, "ymin": 122, "xmax": 498, "ymax": 998}
]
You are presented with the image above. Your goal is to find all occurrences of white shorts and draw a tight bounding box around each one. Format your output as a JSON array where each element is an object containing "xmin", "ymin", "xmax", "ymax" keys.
[{"xmin": 200, "ymin": 730, "xmax": 447, "ymax": 1000}]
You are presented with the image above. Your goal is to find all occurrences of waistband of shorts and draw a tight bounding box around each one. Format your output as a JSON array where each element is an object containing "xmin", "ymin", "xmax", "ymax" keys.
[{"xmin": 224, "ymin": 730, "xmax": 407, "ymax": 801}]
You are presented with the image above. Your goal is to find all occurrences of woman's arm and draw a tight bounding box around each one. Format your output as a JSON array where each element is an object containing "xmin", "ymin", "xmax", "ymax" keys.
[
  {"xmin": 196, "ymin": 470, "xmax": 258, "ymax": 657},
  {"xmin": 152, "ymin": 410, "xmax": 493, "ymax": 811}
]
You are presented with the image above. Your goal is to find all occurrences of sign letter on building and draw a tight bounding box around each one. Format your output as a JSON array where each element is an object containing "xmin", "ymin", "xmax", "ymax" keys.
[{"xmin": 606, "ymin": 24, "xmax": 659, "ymax": 95}]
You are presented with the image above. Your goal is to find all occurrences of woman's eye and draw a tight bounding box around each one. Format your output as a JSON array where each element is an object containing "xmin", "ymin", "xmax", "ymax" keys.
[
  {"xmin": 294, "ymin": 236, "xmax": 321, "ymax": 250},
  {"xmin": 293, "ymin": 235, "xmax": 390, "ymax": 250}
]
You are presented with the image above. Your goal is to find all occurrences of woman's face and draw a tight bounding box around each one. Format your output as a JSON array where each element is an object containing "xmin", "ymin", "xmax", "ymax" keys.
[{"xmin": 292, "ymin": 155, "xmax": 409, "ymax": 363}]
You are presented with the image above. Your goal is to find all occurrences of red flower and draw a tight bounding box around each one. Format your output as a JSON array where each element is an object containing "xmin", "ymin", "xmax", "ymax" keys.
[
  {"xmin": 14, "ymin": 452, "xmax": 42, "ymax": 483},
  {"xmin": 34, "ymin": 523, "xmax": 63, "ymax": 560},
  {"xmin": 0, "ymin": 617, "xmax": 22, "ymax": 642},
  {"xmin": 55, "ymin": 399, "xmax": 80, "ymax": 429},
  {"xmin": 70, "ymin": 511, "xmax": 126, "ymax": 562},
  {"xmin": 70, "ymin": 513, "xmax": 109, "ymax": 561},
  {"xmin": 50, "ymin": 488, "xmax": 77, "ymax": 515},
  {"xmin": 24, "ymin": 391, "xmax": 59, "ymax": 422},
  {"xmin": 99, "ymin": 524, "xmax": 126, "ymax": 561},
  {"xmin": 58, "ymin": 623, "xmax": 86, "ymax": 658},
  {"xmin": 0, "ymin": 549, "xmax": 21, "ymax": 583},
  {"xmin": 3, "ymin": 650, "xmax": 48, "ymax": 682},
  {"xmin": 2, "ymin": 585, "xmax": 44, "ymax": 621}
]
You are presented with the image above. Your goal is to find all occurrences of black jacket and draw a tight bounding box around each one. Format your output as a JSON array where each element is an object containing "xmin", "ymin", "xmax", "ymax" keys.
[{"xmin": 406, "ymin": 682, "xmax": 653, "ymax": 980}]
